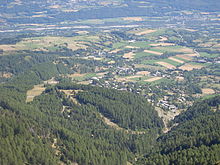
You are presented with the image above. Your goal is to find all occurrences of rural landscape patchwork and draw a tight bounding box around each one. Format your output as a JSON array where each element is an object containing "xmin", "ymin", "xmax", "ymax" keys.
[{"xmin": 0, "ymin": 0, "xmax": 220, "ymax": 164}]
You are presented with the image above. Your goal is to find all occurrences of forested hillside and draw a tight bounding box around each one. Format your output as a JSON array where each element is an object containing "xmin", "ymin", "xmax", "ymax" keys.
[
  {"xmin": 1, "ymin": 61, "xmax": 219, "ymax": 164},
  {"xmin": 0, "ymin": 67, "xmax": 164, "ymax": 164},
  {"xmin": 137, "ymin": 95, "xmax": 220, "ymax": 165},
  {"xmin": 57, "ymin": 83, "xmax": 163, "ymax": 130}
]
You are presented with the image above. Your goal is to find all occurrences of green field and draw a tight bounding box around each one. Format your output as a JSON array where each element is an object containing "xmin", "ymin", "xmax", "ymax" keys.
[
  {"xmin": 144, "ymin": 29, "xmax": 168, "ymax": 37},
  {"xmin": 160, "ymin": 58, "xmax": 182, "ymax": 66},
  {"xmin": 112, "ymin": 42, "xmax": 128, "ymax": 49},
  {"xmin": 138, "ymin": 78, "xmax": 172, "ymax": 85},
  {"xmin": 142, "ymin": 59, "xmax": 161, "ymax": 65},
  {"xmin": 128, "ymin": 41, "xmax": 153, "ymax": 48},
  {"xmin": 189, "ymin": 62, "xmax": 211, "ymax": 67},
  {"xmin": 200, "ymin": 52, "xmax": 219, "ymax": 58},
  {"xmin": 150, "ymin": 45, "xmax": 189, "ymax": 53},
  {"xmin": 72, "ymin": 73, "xmax": 97, "ymax": 81},
  {"xmin": 135, "ymin": 52, "xmax": 158, "ymax": 58},
  {"xmin": 174, "ymin": 56, "xmax": 190, "ymax": 62}
]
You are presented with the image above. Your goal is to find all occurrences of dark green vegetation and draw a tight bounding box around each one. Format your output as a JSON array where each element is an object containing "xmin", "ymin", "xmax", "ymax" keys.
[
  {"xmin": 137, "ymin": 96, "xmax": 220, "ymax": 165},
  {"xmin": 0, "ymin": 1, "xmax": 220, "ymax": 163},
  {"xmin": 0, "ymin": 69, "xmax": 163, "ymax": 164},
  {"xmin": 1, "ymin": 71, "xmax": 220, "ymax": 164},
  {"xmin": 58, "ymin": 83, "xmax": 163, "ymax": 130}
]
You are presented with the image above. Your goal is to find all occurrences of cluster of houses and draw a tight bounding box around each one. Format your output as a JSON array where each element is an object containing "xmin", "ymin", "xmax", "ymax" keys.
[
  {"xmin": 115, "ymin": 67, "xmax": 135, "ymax": 76},
  {"xmin": 157, "ymin": 100, "xmax": 178, "ymax": 112}
]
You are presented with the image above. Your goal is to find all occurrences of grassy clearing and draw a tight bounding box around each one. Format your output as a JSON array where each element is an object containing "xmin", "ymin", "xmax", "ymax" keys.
[
  {"xmin": 144, "ymin": 49, "xmax": 163, "ymax": 55},
  {"xmin": 122, "ymin": 17, "xmax": 143, "ymax": 21},
  {"xmin": 109, "ymin": 49, "xmax": 121, "ymax": 53},
  {"xmin": 179, "ymin": 63, "xmax": 204, "ymax": 71},
  {"xmin": 139, "ymin": 77, "xmax": 172, "ymax": 85},
  {"xmin": 150, "ymin": 46, "xmax": 193, "ymax": 53},
  {"xmin": 156, "ymin": 61, "xmax": 176, "ymax": 69},
  {"xmin": 149, "ymin": 78, "xmax": 173, "ymax": 85},
  {"xmin": 5, "ymin": 36, "xmax": 96, "ymax": 52},
  {"xmin": 202, "ymin": 88, "xmax": 215, "ymax": 95},
  {"xmin": 149, "ymin": 43, "xmax": 175, "ymax": 46},
  {"xmin": 200, "ymin": 94, "xmax": 220, "ymax": 100},
  {"xmin": 168, "ymin": 57, "xmax": 185, "ymax": 64},
  {"xmin": 132, "ymin": 29, "xmax": 157, "ymax": 36},
  {"xmin": 144, "ymin": 29, "xmax": 167, "ymax": 37},
  {"xmin": 136, "ymin": 71, "xmax": 150, "ymax": 75},
  {"xmin": 26, "ymin": 84, "xmax": 45, "ymax": 102},
  {"xmin": 144, "ymin": 77, "xmax": 162, "ymax": 82},
  {"xmin": 60, "ymin": 89, "xmax": 83, "ymax": 105},
  {"xmin": 112, "ymin": 41, "xmax": 153, "ymax": 50},
  {"xmin": 135, "ymin": 29, "xmax": 157, "ymax": 36},
  {"xmin": 70, "ymin": 73, "xmax": 97, "ymax": 81},
  {"xmin": 123, "ymin": 52, "xmax": 135, "ymax": 59},
  {"xmin": 76, "ymin": 19, "xmax": 104, "ymax": 24}
]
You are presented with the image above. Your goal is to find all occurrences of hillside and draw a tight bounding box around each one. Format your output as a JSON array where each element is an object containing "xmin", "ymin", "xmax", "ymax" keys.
[
  {"xmin": 0, "ymin": 69, "xmax": 163, "ymax": 164},
  {"xmin": 0, "ymin": 0, "xmax": 220, "ymax": 164},
  {"xmin": 137, "ymin": 95, "xmax": 220, "ymax": 165},
  {"xmin": 1, "ymin": 72, "xmax": 219, "ymax": 164}
]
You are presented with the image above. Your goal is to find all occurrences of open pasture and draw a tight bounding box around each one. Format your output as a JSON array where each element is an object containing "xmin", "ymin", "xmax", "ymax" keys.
[
  {"xmin": 122, "ymin": 17, "xmax": 143, "ymax": 21},
  {"xmin": 144, "ymin": 49, "xmax": 163, "ymax": 55},
  {"xmin": 156, "ymin": 61, "xmax": 176, "ymax": 69},
  {"xmin": 123, "ymin": 52, "xmax": 135, "ymax": 59},
  {"xmin": 202, "ymin": 88, "xmax": 215, "ymax": 95},
  {"xmin": 131, "ymin": 29, "xmax": 157, "ymax": 36},
  {"xmin": 68, "ymin": 73, "xmax": 97, "ymax": 81},
  {"xmin": 168, "ymin": 57, "xmax": 185, "ymax": 64},
  {"xmin": 26, "ymin": 84, "xmax": 45, "ymax": 102},
  {"xmin": 0, "ymin": 35, "xmax": 97, "ymax": 53},
  {"xmin": 151, "ymin": 46, "xmax": 194, "ymax": 54},
  {"xmin": 109, "ymin": 49, "xmax": 121, "ymax": 53},
  {"xmin": 144, "ymin": 77, "xmax": 162, "ymax": 82},
  {"xmin": 179, "ymin": 63, "xmax": 204, "ymax": 71},
  {"xmin": 136, "ymin": 71, "xmax": 150, "ymax": 76},
  {"xmin": 149, "ymin": 43, "xmax": 175, "ymax": 46}
]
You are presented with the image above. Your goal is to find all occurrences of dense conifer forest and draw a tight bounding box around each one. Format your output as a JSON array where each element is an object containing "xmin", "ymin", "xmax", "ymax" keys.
[{"xmin": 0, "ymin": 60, "xmax": 219, "ymax": 164}]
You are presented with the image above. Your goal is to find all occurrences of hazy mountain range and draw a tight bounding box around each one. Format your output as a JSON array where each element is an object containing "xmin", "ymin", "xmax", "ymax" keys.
[{"xmin": 0, "ymin": 0, "xmax": 219, "ymax": 24}]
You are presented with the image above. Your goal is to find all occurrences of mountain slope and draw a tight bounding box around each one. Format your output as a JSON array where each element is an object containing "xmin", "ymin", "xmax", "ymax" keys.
[{"xmin": 137, "ymin": 95, "xmax": 220, "ymax": 165}]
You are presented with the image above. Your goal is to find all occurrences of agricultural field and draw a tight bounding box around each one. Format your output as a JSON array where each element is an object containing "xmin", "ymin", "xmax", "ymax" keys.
[
  {"xmin": 0, "ymin": 35, "xmax": 102, "ymax": 54},
  {"xmin": 68, "ymin": 73, "xmax": 97, "ymax": 81},
  {"xmin": 179, "ymin": 63, "xmax": 204, "ymax": 71}
]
